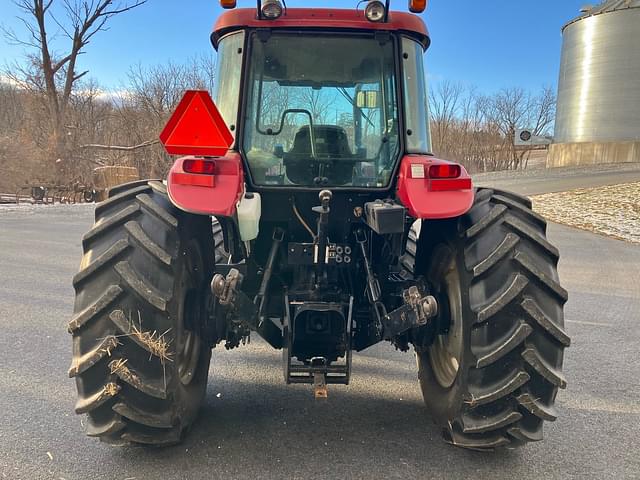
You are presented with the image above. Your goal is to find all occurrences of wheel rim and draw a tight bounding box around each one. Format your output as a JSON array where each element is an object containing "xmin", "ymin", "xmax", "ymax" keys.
[
  {"xmin": 429, "ymin": 247, "xmax": 464, "ymax": 389},
  {"xmin": 178, "ymin": 326, "xmax": 201, "ymax": 386},
  {"xmin": 177, "ymin": 241, "xmax": 204, "ymax": 386}
]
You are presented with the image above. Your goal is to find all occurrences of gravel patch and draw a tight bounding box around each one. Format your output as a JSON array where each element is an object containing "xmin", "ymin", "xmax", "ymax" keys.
[{"xmin": 532, "ymin": 182, "xmax": 640, "ymax": 244}]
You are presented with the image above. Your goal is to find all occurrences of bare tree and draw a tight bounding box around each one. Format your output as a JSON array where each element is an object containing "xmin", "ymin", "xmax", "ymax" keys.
[
  {"xmin": 297, "ymin": 88, "xmax": 337, "ymax": 124},
  {"xmin": 428, "ymin": 84, "xmax": 556, "ymax": 173},
  {"xmin": 93, "ymin": 57, "xmax": 217, "ymax": 177},
  {"xmin": 429, "ymin": 80, "xmax": 463, "ymax": 154},
  {"xmin": 484, "ymin": 86, "xmax": 556, "ymax": 170},
  {"xmin": 3, "ymin": 0, "xmax": 146, "ymax": 177}
]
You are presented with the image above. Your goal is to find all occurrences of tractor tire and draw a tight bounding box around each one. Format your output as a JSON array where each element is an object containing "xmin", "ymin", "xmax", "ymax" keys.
[
  {"xmin": 68, "ymin": 180, "xmax": 223, "ymax": 446},
  {"xmin": 404, "ymin": 187, "xmax": 570, "ymax": 450}
]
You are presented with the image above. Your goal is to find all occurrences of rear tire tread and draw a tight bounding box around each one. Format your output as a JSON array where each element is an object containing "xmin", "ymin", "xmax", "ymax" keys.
[
  {"xmin": 125, "ymin": 220, "xmax": 175, "ymax": 266},
  {"xmin": 136, "ymin": 193, "xmax": 178, "ymax": 229},
  {"xmin": 461, "ymin": 409, "xmax": 523, "ymax": 434},
  {"xmin": 96, "ymin": 184, "xmax": 151, "ymax": 217},
  {"xmin": 112, "ymin": 402, "xmax": 175, "ymax": 429},
  {"xmin": 445, "ymin": 428, "xmax": 510, "ymax": 451},
  {"xmin": 411, "ymin": 188, "xmax": 568, "ymax": 450},
  {"xmin": 67, "ymin": 285, "xmax": 123, "ymax": 333},
  {"xmin": 114, "ymin": 261, "xmax": 169, "ymax": 312},
  {"xmin": 71, "ymin": 181, "xmax": 218, "ymax": 446},
  {"xmin": 108, "ymin": 358, "xmax": 168, "ymax": 399},
  {"xmin": 75, "ymin": 381, "xmax": 120, "ymax": 414},
  {"xmin": 474, "ymin": 274, "xmax": 528, "ymax": 324},
  {"xmin": 73, "ymin": 239, "xmax": 130, "ymax": 287},
  {"xmin": 520, "ymin": 298, "xmax": 570, "ymax": 347},
  {"xmin": 522, "ymin": 347, "xmax": 568, "ymax": 388},
  {"xmin": 68, "ymin": 335, "xmax": 119, "ymax": 378},
  {"xmin": 86, "ymin": 416, "xmax": 127, "ymax": 437},
  {"xmin": 474, "ymin": 322, "xmax": 533, "ymax": 368},
  {"xmin": 82, "ymin": 204, "xmax": 139, "ymax": 247}
]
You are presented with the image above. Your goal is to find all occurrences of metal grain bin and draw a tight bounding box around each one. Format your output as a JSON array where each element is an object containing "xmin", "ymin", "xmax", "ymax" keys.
[{"xmin": 549, "ymin": 0, "xmax": 640, "ymax": 167}]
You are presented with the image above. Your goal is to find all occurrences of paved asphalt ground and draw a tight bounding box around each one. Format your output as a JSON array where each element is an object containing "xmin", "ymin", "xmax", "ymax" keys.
[{"xmin": 1, "ymin": 170, "xmax": 639, "ymax": 480}]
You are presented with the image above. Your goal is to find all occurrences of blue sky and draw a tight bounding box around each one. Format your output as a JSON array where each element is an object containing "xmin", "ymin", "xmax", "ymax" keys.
[{"xmin": 0, "ymin": 0, "xmax": 588, "ymax": 93}]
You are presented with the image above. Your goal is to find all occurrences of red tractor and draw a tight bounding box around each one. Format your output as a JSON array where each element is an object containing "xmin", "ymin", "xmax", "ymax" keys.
[{"xmin": 69, "ymin": 0, "xmax": 569, "ymax": 450}]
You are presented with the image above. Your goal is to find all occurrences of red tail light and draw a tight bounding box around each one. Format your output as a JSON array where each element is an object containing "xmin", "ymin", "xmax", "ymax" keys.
[
  {"xmin": 183, "ymin": 159, "xmax": 216, "ymax": 175},
  {"xmin": 429, "ymin": 164, "xmax": 461, "ymax": 179}
]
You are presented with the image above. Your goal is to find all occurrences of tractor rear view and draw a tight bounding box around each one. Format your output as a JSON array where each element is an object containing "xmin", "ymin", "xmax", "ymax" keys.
[{"xmin": 69, "ymin": 0, "xmax": 569, "ymax": 450}]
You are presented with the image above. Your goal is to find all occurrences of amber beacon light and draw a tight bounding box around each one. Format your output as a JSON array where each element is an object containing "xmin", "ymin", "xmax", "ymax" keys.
[{"xmin": 409, "ymin": 0, "xmax": 427, "ymax": 13}]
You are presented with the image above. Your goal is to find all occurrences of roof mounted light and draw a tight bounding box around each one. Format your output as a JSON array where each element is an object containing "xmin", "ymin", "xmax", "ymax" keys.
[
  {"xmin": 219, "ymin": 0, "xmax": 236, "ymax": 8},
  {"xmin": 365, "ymin": 1, "xmax": 386, "ymax": 22},
  {"xmin": 261, "ymin": 0, "xmax": 283, "ymax": 19},
  {"xmin": 409, "ymin": 0, "xmax": 427, "ymax": 13}
]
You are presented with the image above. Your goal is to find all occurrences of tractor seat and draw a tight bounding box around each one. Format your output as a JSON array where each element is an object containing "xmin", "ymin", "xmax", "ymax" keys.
[{"xmin": 284, "ymin": 125, "xmax": 355, "ymax": 185}]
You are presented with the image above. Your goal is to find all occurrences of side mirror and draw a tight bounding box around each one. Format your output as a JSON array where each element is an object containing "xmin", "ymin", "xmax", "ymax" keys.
[
  {"xmin": 356, "ymin": 90, "xmax": 380, "ymax": 109},
  {"xmin": 274, "ymin": 145, "xmax": 284, "ymax": 158}
]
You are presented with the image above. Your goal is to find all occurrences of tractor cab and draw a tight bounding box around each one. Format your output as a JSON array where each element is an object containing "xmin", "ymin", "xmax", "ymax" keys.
[{"xmin": 211, "ymin": 5, "xmax": 432, "ymax": 190}]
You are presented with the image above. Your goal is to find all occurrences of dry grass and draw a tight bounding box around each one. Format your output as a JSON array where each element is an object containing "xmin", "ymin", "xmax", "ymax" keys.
[
  {"xmin": 110, "ymin": 309, "xmax": 173, "ymax": 390},
  {"xmin": 104, "ymin": 382, "xmax": 120, "ymax": 397},
  {"xmin": 110, "ymin": 310, "xmax": 173, "ymax": 364},
  {"xmin": 101, "ymin": 336, "xmax": 119, "ymax": 358},
  {"xmin": 131, "ymin": 322, "xmax": 173, "ymax": 364},
  {"xmin": 109, "ymin": 358, "xmax": 130, "ymax": 376}
]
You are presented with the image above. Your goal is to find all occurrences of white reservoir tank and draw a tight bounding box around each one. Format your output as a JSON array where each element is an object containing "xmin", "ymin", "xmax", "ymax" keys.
[{"xmin": 237, "ymin": 192, "xmax": 261, "ymax": 241}]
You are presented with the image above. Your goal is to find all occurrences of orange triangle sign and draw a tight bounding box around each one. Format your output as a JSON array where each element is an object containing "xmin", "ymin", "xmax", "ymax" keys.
[{"xmin": 159, "ymin": 90, "xmax": 234, "ymax": 157}]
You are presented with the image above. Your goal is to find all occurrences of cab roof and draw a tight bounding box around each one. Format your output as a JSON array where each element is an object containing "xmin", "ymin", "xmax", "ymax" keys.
[{"xmin": 211, "ymin": 8, "xmax": 430, "ymax": 50}]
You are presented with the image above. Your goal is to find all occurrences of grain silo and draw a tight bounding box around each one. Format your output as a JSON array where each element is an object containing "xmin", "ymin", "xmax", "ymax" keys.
[{"xmin": 548, "ymin": 0, "xmax": 640, "ymax": 167}]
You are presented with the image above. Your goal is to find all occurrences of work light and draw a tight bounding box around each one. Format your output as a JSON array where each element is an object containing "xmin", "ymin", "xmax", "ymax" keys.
[
  {"xmin": 262, "ymin": 0, "xmax": 283, "ymax": 19},
  {"xmin": 365, "ymin": 1, "xmax": 386, "ymax": 22}
]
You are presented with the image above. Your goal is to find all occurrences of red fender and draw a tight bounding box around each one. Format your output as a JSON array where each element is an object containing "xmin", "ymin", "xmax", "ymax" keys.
[
  {"xmin": 167, "ymin": 152, "xmax": 244, "ymax": 217},
  {"xmin": 396, "ymin": 155, "xmax": 474, "ymax": 219}
]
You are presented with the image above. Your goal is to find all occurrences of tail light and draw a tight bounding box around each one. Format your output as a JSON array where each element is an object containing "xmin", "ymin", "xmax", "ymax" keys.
[
  {"xmin": 183, "ymin": 159, "xmax": 216, "ymax": 175},
  {"xmin": 172, "ymin": 158, "xmax": 216, "ymax": 188},
  {"xmin": 429, "ymin": 164, "xmax": 461, "ymax": 179},
  {"xmin": 427, "ymin": 162, "xmax": 471, "ymax": 191}
]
